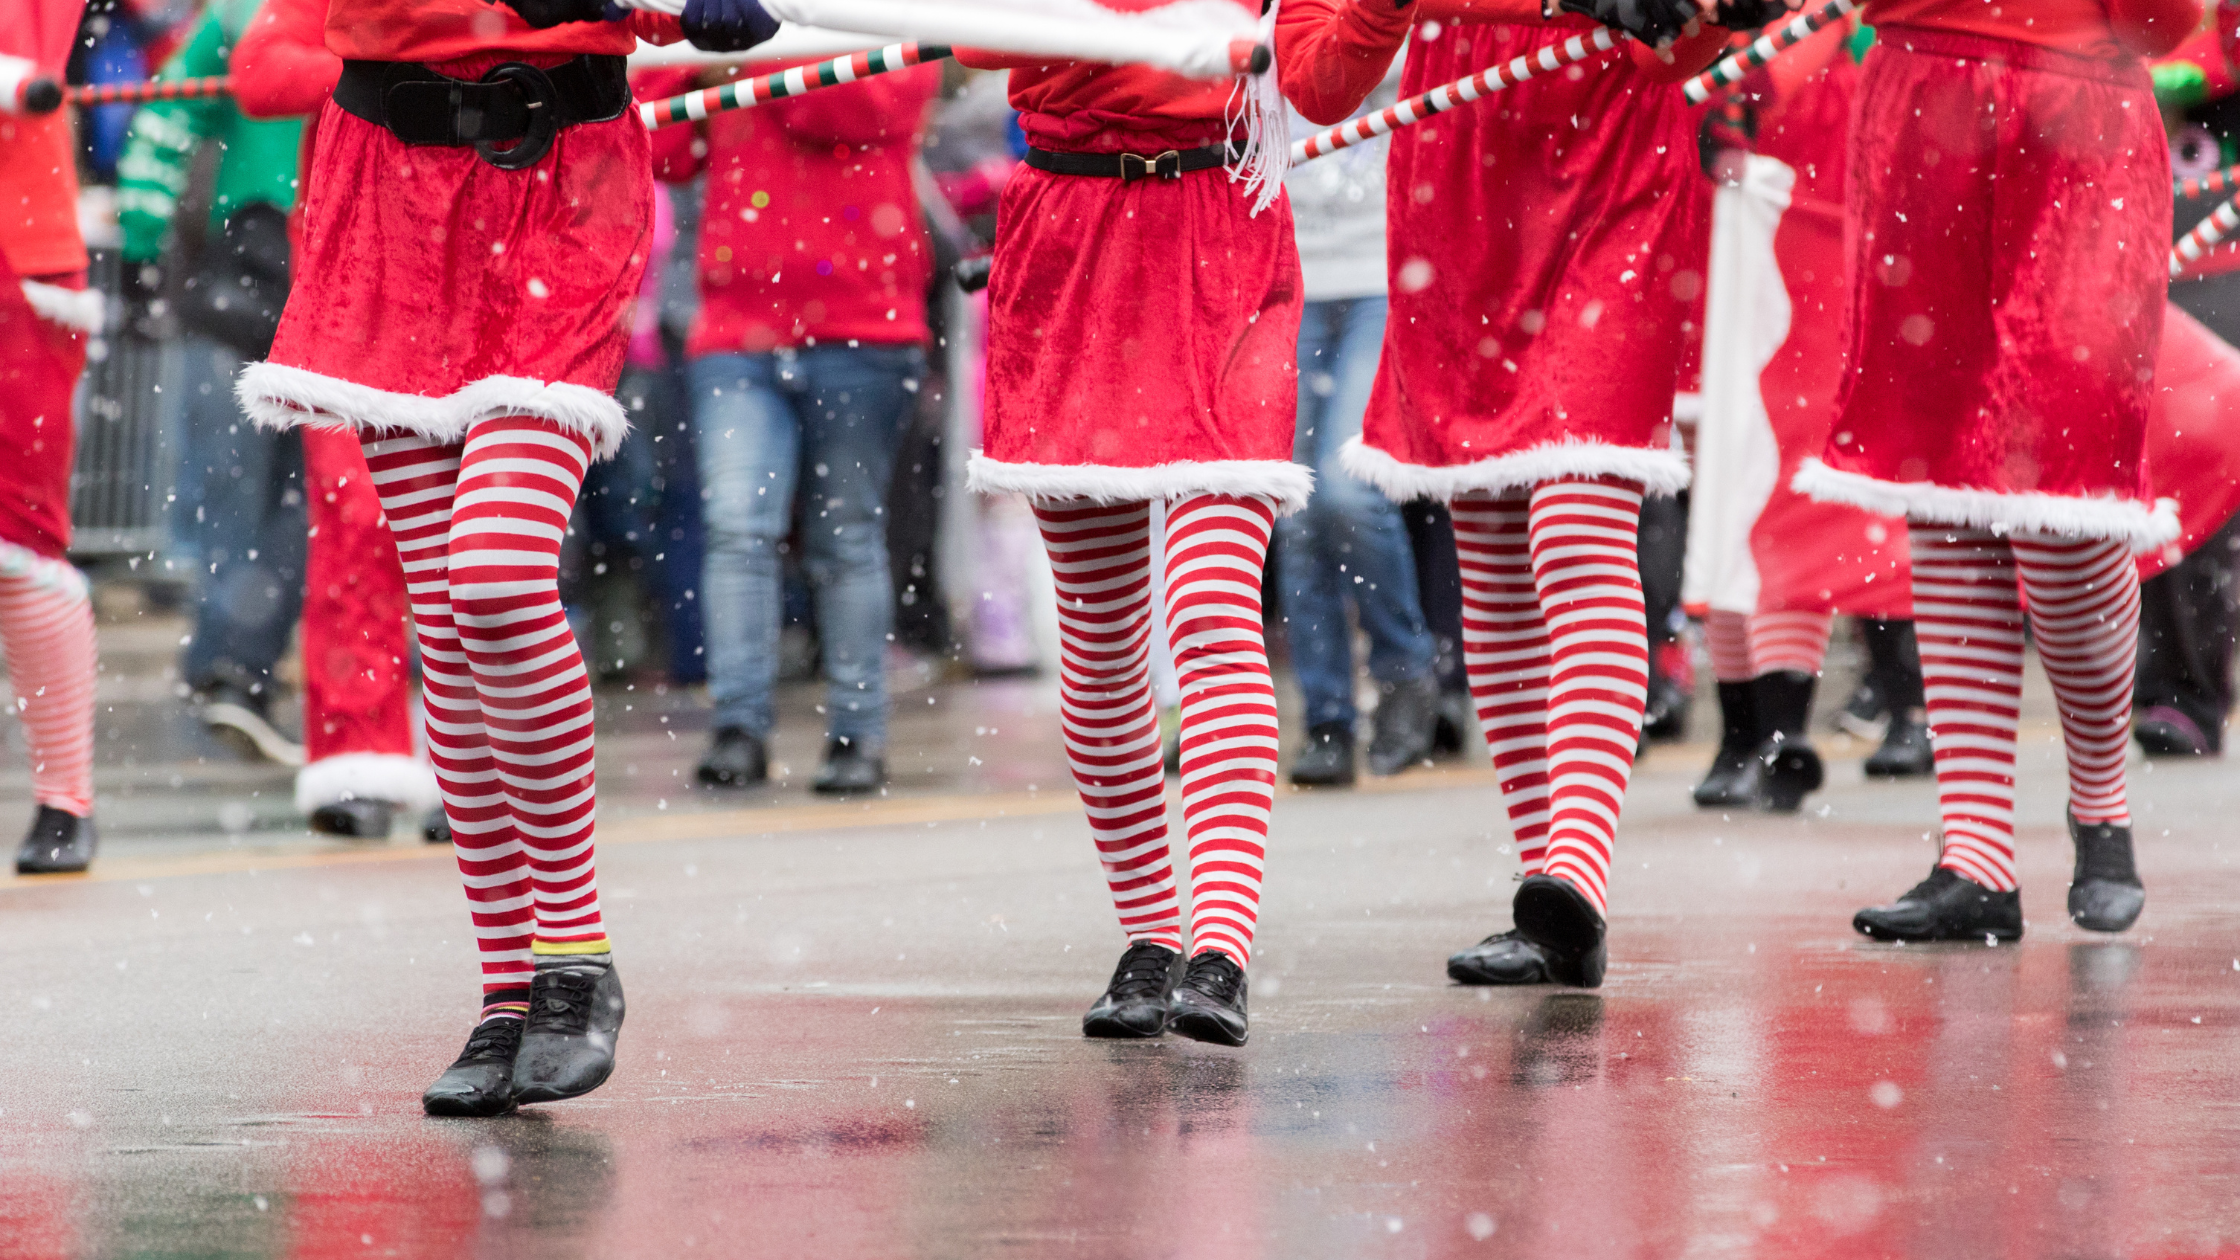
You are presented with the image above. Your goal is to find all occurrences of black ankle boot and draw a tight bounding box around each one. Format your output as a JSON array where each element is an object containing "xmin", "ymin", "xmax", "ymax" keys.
[
  {"xmin": 423, "ymin": 1011, "xmax": 525, "ymax": 1117},
  {"xmin": 2068, "ymin": 811, "xmax": 2145, "ymax": 933},
  {"xmin": 813, "ymin": 737, "xmax": 886, "ymax": 795},
  {"xmin": 1749, "ymin": 671, "xmax": 1824, "ymax": 813},
  {"xmin": 1864, "ymin": 709, "xmax": 1935, "ymax": 778},
  {"xmin": 1290, "ymin": 722, "xmax": 1356, "ymax": 787},
  {"xmin": 1693, "ymin": 682, "xmax": 1761, "ymax": 807},
  {"xmin": 309, "ymin": 798, "xmax": 396, "ymax": 840},
  {"xmin": 16, "ymin": 805, "xmax": 96, "ymax": 875},
  {"xmin": 511, "ymin": 959, "xmax": 625, "ymax": 1104},
  {"xmin": 1167, "ymin": 951, "xmax": 1249, "ymax": 1046},
  {"xmin": 1082, "ymin": 941, "xmax": 1184, "ymax": 1039},
  {"xmin": 1853, "ymin": 867, "xmax": 2022, "ymax": 943},
  {"xmin": 697, "ymin": 727, "xmax": 769, "ymax": 787}
]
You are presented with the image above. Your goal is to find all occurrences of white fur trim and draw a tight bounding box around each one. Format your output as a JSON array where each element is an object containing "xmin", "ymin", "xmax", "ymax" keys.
[
  {"xmin": 966, "ymin": 452, "xmax": 1315, "ymax": 514},
  {"xmin": 1792, "ymin": 458, "xmax": 2181, "ymax": 551},
  {"xmin": 294, "ymin": 752, "xmax": 443, "ymax": 813},
  {"xmin": 1338, "ymin": 436, "xmax": 1692, "ymax": 502},
  {"xmin": 20, "ymin": 282, "xmax": 103, "ymax": 335},
  {"xmin": 0, "ymin": 539, "xmax": 89, "ymax": 601},
  {"xmin": 236, "ymin": 362, "xmax": 630, "ymax": 460}
]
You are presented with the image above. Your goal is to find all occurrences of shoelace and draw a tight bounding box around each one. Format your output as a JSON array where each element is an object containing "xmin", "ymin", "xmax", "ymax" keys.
[
  {"xmin": 527, "ymin": 969, "xmax": 603, "ymax": 1036},
  {"xmin": 457, "ymin": 1018, "xmax": 523, "ymax": 1064},
  {"xmin": 1179, "ymin": 955, "xmax": 1242, "ymax": 1004},
  {"xmin": 1106, "ymin": 945, "xmax": 1176, "ymax": 1003},
  {"xmin": 1900, "ymin": 867, "xmax": 1962, "ymax": 904}
]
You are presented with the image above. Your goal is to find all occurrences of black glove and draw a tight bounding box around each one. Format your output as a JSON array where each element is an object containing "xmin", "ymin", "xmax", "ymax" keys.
[
  {"xmin": 498, "ymin": 0, "xmax": 608, "ymax": 28},
  {"xmin": 1558, "ymin": 0, "xmax": 1696, "ymax": 45},
  {"xmin": 682, "ymin": 0, "xmax": 779, "ymax": 52},
  {"xmin": 1711, "ymin": 0, "xmax": 1788, "ymax": 29}
]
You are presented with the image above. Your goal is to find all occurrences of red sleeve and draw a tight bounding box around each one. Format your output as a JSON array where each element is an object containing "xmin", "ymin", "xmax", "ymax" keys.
[
  {"xmin": 1275, "ymin": 0, "xmax": 1415, "ymax": 125},
  {"xmin": 229, "ymin": 0, "xmax": 340, "ymax": 119},
  {"xmin": 765, "ymin": 62, "xmax": 941, "ymax": 147},
  {"xmin": 2110, "ymin": 0, "xmax": 2207, "ymax": 56},
  {"xmin": 955, "ymin": 47, "xmax": 1065, "ymax": 70},
  {"xmin": 1409, "ymin": 0, "xmax": 1549, "ymax": 20},
  {"xmin": 632, "ymin": 66, "xmax": 704, "ymax": 180}
]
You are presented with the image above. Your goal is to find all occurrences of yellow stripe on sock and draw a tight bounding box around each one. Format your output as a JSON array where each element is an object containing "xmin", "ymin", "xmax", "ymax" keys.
[{"xmin": 532, "ymin": 938, "xmax": 613, "ymax": 956}]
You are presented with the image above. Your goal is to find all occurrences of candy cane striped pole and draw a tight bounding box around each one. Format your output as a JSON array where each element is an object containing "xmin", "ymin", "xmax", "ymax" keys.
[
  {"xmin": 1292, "ymin": 26, "xmax": 1622, "ymax": 163},
  {"xmin": 2173, "ymin": 191, "xmax": 2240, "ymax": 279},
  {"xmin": 2177, "ymin": 164, "xmax": 2240, "ymax": 201},
  {"xmin": 66, "ymin": 76, "xmax": 232, "ymax": 106},
  {"xmin": 1681, "ymin": 0, "xmax": 1857, "ymax": 105},
  {"xmin": 640, "ymin": 42, "xmax": 949, "ymax": 128}
]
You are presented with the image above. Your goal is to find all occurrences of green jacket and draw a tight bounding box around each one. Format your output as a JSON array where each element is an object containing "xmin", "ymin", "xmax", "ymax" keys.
[{"xmin": 115, "ymin": 0, "xmax": 305, "ymax": 264}]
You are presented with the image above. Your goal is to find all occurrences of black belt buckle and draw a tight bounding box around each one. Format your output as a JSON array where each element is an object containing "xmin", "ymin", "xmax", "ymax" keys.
[
  {"xmin": 472, "ymin": 62, "xmax": 560, "ymax": 171},
  {"xmin": 1120, "ymin": 150, "xmax": 1185, "ymax": 183}
]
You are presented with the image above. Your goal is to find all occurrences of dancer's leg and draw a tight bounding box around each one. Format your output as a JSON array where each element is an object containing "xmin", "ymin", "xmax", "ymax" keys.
[
  {"xmin": 1911, "ymin": 528, "xmax": 2026, "ymax": 892},
  {"xmin": 1747, "ymin": 610, "xmax": 1834, "ymax": 678},
  {"xmin": 2010, "ymin": 534, "xmax": 2140, "ymax": 826},
  {"xmin": 0, "ymin": 573, "xmax": 95, "ymax": 817},
  {"xmin": 1451, "ymin": 492, "xmax": 1550, "ymax": 872}
]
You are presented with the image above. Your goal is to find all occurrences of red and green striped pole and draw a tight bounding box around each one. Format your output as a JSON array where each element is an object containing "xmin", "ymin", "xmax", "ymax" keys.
[
  {"xmin": 2173, "ymin": 191, "xmax": 2240, "ymax": 279},
  {"xmin": 639, "ymin": 42, "xmax": 949, "ymax": 128},
  {"xmin": 2177, "ymin": 164, "xmax": 2240, "ymax": 201},
  {"xmin": 66, "ymin": 76, "xmax": 232, "ymax": 107},
  {"xmin": 1681, "ymin": 0, "xmax": 1857, "ymax": 105},
  {"xmin": 1292, "ymin": 26, "xmax": 1621, "ymax": 162}
]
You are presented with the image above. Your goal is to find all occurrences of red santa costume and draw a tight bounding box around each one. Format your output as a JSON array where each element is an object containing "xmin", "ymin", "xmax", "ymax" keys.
[
  {"xmin": 231, "ymin": 0, "xmax": 702, "ymax": 1111},
  {"xmin": 1804, "ymin": 0, "xmax": 2201, "ymax": 943},
  {"xmin": 0, "ymin": 0, "xmax": 101, "ymax": 874},
  {"xmin": 1281, "ymin": 0, "xmax": 1731, "ymax": 987},
  {"xmin": 1684, "ymin": 22, "xmax": 1914, "ymax": 810},
  {"xmin": 957, "ymin": 7, "xmax": 1300, "ymax": 1046},
  {"xmin": 231, "ymin": 0, "xmax": 442, "ymax": 836}
]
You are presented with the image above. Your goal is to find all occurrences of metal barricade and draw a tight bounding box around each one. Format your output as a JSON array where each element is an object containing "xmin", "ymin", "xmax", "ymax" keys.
[{"xmin": 69, "ymin": 247, "xmax": 178, "ymax": 560}]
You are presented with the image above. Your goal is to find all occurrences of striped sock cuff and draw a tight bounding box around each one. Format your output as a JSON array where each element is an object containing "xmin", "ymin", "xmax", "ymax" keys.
[
  {"xmin": 532, "ymin": 937, "xmax": 613, "ymax": 957},
  {"xmin": 479, "ymin": 987, "xmax": 532, "ymax": 1023}
]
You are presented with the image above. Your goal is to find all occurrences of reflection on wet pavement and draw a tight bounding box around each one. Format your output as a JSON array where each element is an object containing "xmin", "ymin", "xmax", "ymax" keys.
[{"xmin": 3, "ymin": 701, "xmax": 2239, "ymax": 1256}]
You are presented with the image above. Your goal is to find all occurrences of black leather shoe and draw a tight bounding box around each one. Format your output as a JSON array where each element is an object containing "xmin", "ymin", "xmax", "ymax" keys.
[
  {"xmin": 2068, "ymin": 811, "xmax": 2145, "ymax": 933},
  {"xmin": 1366, "ymin": 676, "xmax": 1440, "ymax": 776},
  {"xmin": 695, "ymin": 727, "xmax": 769, "ymax": 788},
  {"xmin": 422, "ymin": 808, "xmax": 453, "ymax": 844},
  {"xmin": 1448, "ymin": 930, "xmax": 1566, "ymax": 985},
  {"xmin": 1290, "ymin": 721, "xmax": 1356, "ymax": 787},
  {"xmin": 1082, "ymin": 941, "xmax": 1184, "ymax": 1038},
  {"xmin": 423, "ymin": 1014, "xmax": 525, "ymax": 1117},
  {"xmin": 1167, "ymin": 951, "xmax": 1249, "ymax": 1046},
  {"xmin": 1864, "ymin": 711, "xmax": 1935, "ymax": 778},
  {"xmin": 1508, "ymin": 874, "xmax": 1607, "ymax": 988},
  {"xmin": 511, "ymin": 961, "xmax": 625, "ymax": 1104},
  {"xmin": 1693, "ymin": 681, "xmax": 1761, "ymax": 807},
  {"xmin": 16, "ymin": 805, "xmax": 96, "ymax": 875},
  {"xmin": 309, "ymin": 798, "xmax": 396, "ymax": 840},
  {"xmin": 1853, "ymin": 866, "xmax": 2022, "ymax": 943},
  {"xmin": 812, "ymin": 737, "xmax": 886, "ymax": 795}
]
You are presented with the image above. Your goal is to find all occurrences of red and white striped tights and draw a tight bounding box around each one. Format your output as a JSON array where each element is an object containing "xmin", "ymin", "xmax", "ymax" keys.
[
  {"xmin": 1034, "ymin": 494, "xmax": 1279, "ymax": 969},
  {"xmin": 361, "ymin": 419, "xmax": 610, "ymax": 1014},
  {"xmin": 1911, "ymin": 527, "xmax": 2139, "ymax": 893},
  {"xmin": 1704, "ymin": 608, "xmax": 1834, "ymax": 682},
  {"xmin": 1451, "ymin": 480, "xmax": 1649, "ymax": 917},
  {"xmin": 0, "ymin": 570, "xmax": 95, "ymax": 817}
]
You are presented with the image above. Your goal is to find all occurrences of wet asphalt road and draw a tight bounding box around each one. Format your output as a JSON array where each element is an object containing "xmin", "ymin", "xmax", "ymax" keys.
[{"xmin": 2, "ymin": 704, "xmax": 2238, "ymax": 1259}]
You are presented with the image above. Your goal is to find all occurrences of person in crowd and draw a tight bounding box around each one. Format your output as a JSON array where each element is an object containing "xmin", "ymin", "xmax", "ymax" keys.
[
  {"xmin": 958, "ymin": 7, "xmax": 1303, "ymax": 1046},
  {"xmin": 228, "ymin": 0, "xmax": 447, "ymax": 842},
  {"xmin": 658, "ymin": 51, "xmax": 941, "ymax": 796},
  {"xmin": 234, "ymin": 0, "xmax": 772, "ymax": 1115},
  {"xmin": 1278, "ymin": 61, "xmax": 1444, "ymax": 789},
  {"xmin": 116, "ymin": 0, "xmax": 311, "ymax": 768},
  {"xmin": 1796, "ymin": 0, "xmax": 2200, "ymax": 942},
  {"xmin": 1281, "ymin": 0, "xmax": 1745, "ymax": 991},
  {"xmin": 0, "ymin": 0, "xmax": 101, "ymax": 875}
]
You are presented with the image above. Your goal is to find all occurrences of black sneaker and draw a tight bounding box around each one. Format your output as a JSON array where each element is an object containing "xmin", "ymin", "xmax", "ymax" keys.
[
  {"xmin": 1082, "ymin": 941, "xmax": 1184, "ymax": 1039},
  {"xmin": 2068, "ymin": 811, "xmax": 2145, "ymax": 933},
  {"xmin": 1448, "ymin": 930, "xmax": 1566, "ymax": 985},
  {"xmin": 695, "ymin": 727, "xmax": 768, "ymax": 788},
  {"xmin": 1853, "ymin": 866, "xmax": 2022, "ymax": 943},
  {"xmin": 1366, "ymin": 676, "xmax": 1440, "ymax": 776},
  {"xmin": 1167, "ymin": 951, "xmax": 1249, "ymax": 1046},
  {"xmin": 197, "ymin": 681, "xmax": 305, "ymax": 767},
  {"xmin": 511, "ymin": 960, "xmax": 626, "ymax": 1105},
  {"xmin": 1289, "ymin": 722, "xmax": 1356, "ymax": 787},
  {"xmin": 16, "ymin": 805, "xmax": 96, "ymax": 875},
  {"xmin": 423, "ymin": 1014, "xmax": 525, "ymax": 1117},
  {"xmin": 1864, "ymin": 711, "xmax": 1935, "ymax": 778},
  {"xmin": 309, "ymin": 798, "xmax": 395, "ymax": 840},
  {"xmin": 813, "ymin": 737, "xmax": 886, "ymax": 795}
]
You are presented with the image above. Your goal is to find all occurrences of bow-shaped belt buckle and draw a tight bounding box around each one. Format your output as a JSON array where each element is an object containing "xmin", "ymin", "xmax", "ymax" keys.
[{"xmin": 1119, "ymin": 150, "xmax": 1186, "ymax": 183}]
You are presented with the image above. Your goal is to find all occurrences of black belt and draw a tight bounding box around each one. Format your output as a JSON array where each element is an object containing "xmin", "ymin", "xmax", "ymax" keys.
[
  {"xmin": 1024, "ymin": 145, "xmax": 1230, "ymax": 183},
  {"xmin": 333, "ymin": 55, "xmax": 629, "ymax": 171}
]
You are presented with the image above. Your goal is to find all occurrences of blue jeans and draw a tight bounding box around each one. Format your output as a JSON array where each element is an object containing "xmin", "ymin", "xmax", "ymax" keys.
[
  {"xmin": 690, "ymin": 346, "xmax": 924, "ymax": 749},
  {"xmin": 1278, "ymin": 298, "xmax": 1436, "ymax": 728},
  {"xmin": 177, "ymin": 337, "xmax": 306, "ymax": 694}
]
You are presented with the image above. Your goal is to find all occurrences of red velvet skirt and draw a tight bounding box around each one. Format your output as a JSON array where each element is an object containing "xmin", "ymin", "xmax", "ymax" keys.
[
  {"xmin": 1800, "ymin": 27, "xmax": 2174, "ymax": 548},
  {"xmin": 1346, "ymin": 21, "xmax": 1704, "ymax": 501},
  {"xmin": 968, "ymin": 160, "xmax": 1308, "ymax": 510},
  {"xmin": 240, "ymin": 103, "xmax": 650, "ymax": 461},
  {"xmin": 0, "ymin": 264, "xmax": 88, "ymax": 565}
]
